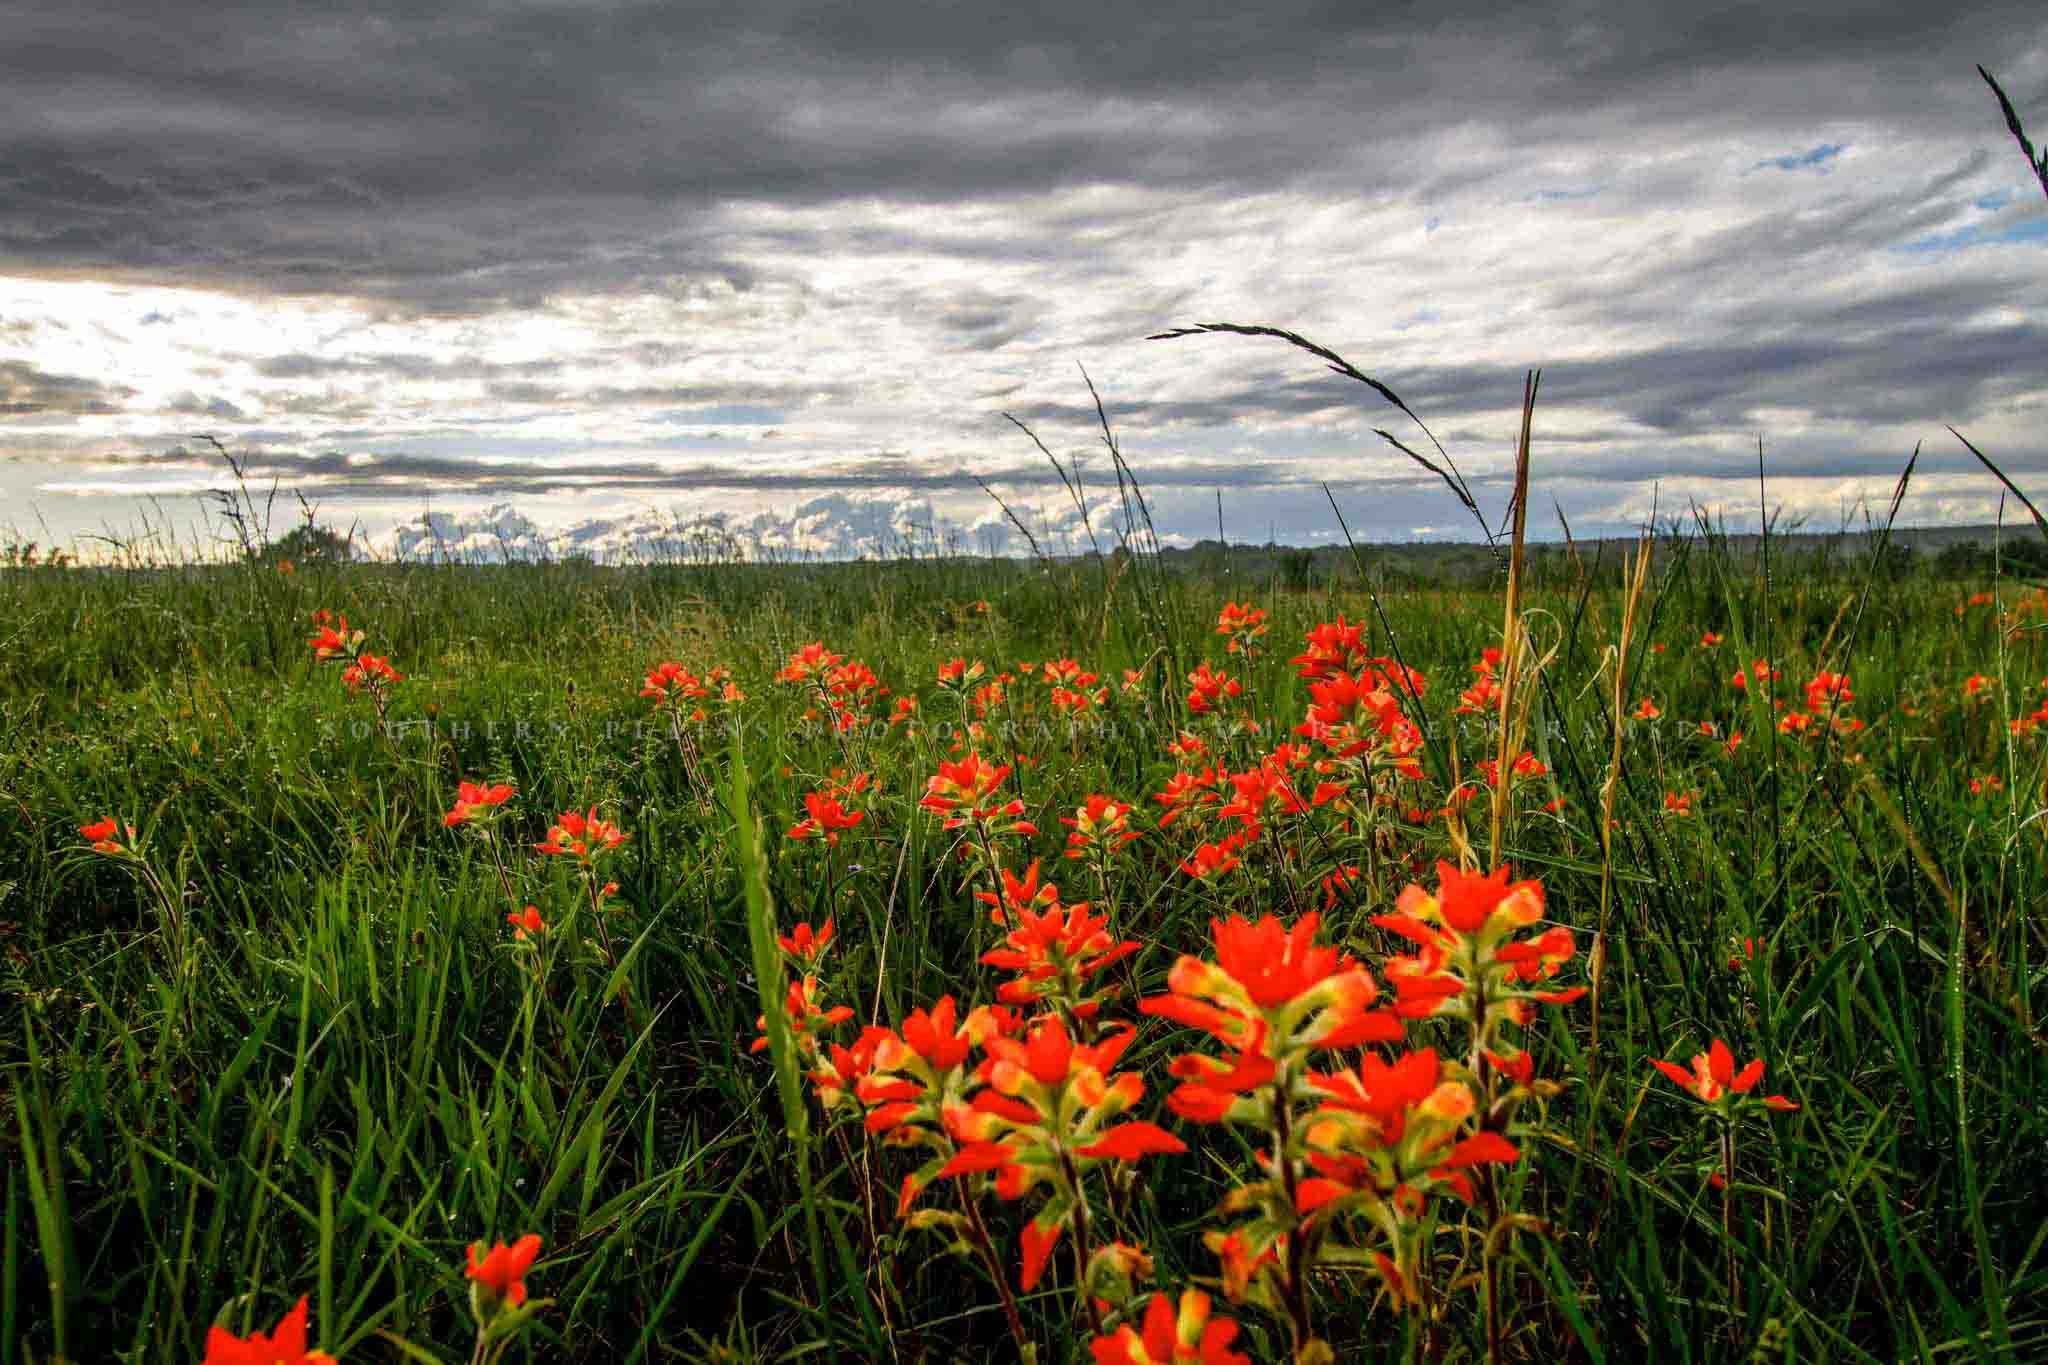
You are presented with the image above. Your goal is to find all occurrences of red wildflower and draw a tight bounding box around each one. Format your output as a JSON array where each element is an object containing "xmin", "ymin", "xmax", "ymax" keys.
[
  {"xmin": 974, "ymin": 859, "xmax": 1063, "ymax": 923},
  {"xmin": 981, "ymin": 896, "xmax": 1139, "ymax": 1012},
  {"xmin": 1154, "ymin": 766, "xmax": 1223, "ymax": 828},
  {"xmin": 1457, "ymin": 671, "xmax": 1500, "ymax": 714},
  {"xmin": 536, "ymin": 808, "xmax": 630, "ymax": 859},
  {"xmin": 444, "ymin": 780, "xmax": 515, "ymax": 827},
  {"xmin": 203, "ymin": 1295, "xmax": 336, "ymax": 1365},
  {"xmin": 1804, "ymin": 670, "xmax": 1853, "ymax": 715},
  {"xmin": 920, "ymin": 752, "xmax": 1032, "ymax": 833},
  {"xmin": 889, "ymin": 994, "xmax": 978, "ymax": 1072},
  {"xmin": 1089, "ymin": 1289, "xmax": 1252, "ymax": 1365},
  {"xmin": 640, "ymin": 661, "xmax": 709, "ymax": 706},
  {"xmin": 79, "ymin": 816, "xmax": 134, "ymax": 854},
  {"xmin": 752, "ymin": 975, "xmax": 853, "ymax": 1055},
  {"xmin": 787, "ymin": 790, "xmax": 865, "ymax": 845},
  {"xmin": 1184, "ymin": 662, "xmax": 1244, "ymax": 716},
  {"xmin": 307, "ymin": 615, "xmax": 358, "ymax": 659},
  {"xmin": 1650, "ymin": 1039, "xmax": 1798, "ymax": 1111},
  {"xmin": 1179, "ymin": 834, "xmax": 1247, "ymax": 881},
  {"xmin": 1217, "ymin": 763, "xmax": 1307, "ymax": 830},
  {"xmin": 340, "ymin": 653, "xmax": 402, "ymax": 692},
  {"xmin": 776, "ymin": 918, "xmax": 835, "ymax": 962},
  {"xmin": 466, "ymin": 1234, "xmax": 543, "ymax": 1312},
  {"xmin": 1062, "ymin": 794, "xmax": 1141, "ymax": 860},
  {"xmin": 1374, "ymin": 863, "xmax": 1584, "ymax": 1027},
  {"xmin": 776, "ymin": 641, "xmax": 843, "ymax": 683},
  {"xmin": 1290, "ymin": 615, "xmax": 1370, "ymax": 680},
  {"xmin": 808, "ymin": 1031, "xmax": 884, "ymax": 1110},
  {"xmin": 1142, "ymin": 911, "xmax": 1396, "ymax": 1058},
  {"xmin": 1216, "ymin": 601, "xmax": 1269, "ymax": 655}
]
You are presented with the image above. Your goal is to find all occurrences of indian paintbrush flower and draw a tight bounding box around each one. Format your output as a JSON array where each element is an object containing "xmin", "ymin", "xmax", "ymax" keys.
[{"xmin": 203, "ymin": 1295, "xmax": 336, "ymax": 1365}]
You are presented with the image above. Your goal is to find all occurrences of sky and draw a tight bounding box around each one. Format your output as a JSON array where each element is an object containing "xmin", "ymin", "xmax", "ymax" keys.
[{"xmin": 3, "ymin": 0, "xmax": 2046, "ymax": 561}]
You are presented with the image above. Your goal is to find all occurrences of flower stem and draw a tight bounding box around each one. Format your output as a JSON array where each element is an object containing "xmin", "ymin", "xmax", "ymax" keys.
[{"xmin": 960, "ymin": 1193, "xmax": 1029, "ymax": 1349}]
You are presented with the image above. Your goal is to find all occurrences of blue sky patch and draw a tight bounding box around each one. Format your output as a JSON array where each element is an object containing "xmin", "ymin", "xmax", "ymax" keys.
[{"xmin": 1751, "ymin": 143, "xmax": 1845, "ymax": 173}]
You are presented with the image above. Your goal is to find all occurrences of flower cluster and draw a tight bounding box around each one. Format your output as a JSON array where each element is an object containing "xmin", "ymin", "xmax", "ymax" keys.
[
  {"xmin": 788, "ymin": 771, "xmax": 875, "ymax": 847},
  {"xmin": 536, "ymin": 808, "xmax": 631, "ymax": 860},
  {"xmin": 1215, "ymin": 602, "xmax": 1269, "ymax": 657}
]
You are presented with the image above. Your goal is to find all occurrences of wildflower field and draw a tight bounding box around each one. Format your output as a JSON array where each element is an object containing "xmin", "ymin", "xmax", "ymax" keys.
[{"xmin": 5, "ymin": 520, "xmax": 2047, "ymax": 1363}]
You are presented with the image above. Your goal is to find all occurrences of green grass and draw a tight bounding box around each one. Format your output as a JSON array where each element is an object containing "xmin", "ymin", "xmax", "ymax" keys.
[{"xmin": 3, "ymin": 535, "xmax": 2045, "ymax": 1363}]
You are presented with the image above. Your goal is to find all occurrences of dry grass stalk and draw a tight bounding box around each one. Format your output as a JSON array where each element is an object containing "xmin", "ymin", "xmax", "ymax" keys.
[
  {"xmin": 1593, "ymin": 532, "xmax": 1653, "ymax": 1049},
  {"xmin": 1486, "ymin": 372, "xmax": 1540, "ymax": 871}
]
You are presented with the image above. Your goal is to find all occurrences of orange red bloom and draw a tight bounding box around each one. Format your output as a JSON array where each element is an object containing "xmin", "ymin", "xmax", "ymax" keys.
[
  {"xmin": 443, "ymin": 780, "xmax": 515, "ymax": 827},
  {"xmin": 307, "ymin": 613, "xmax": 360, "ymax": 660},
  {"xmin": 776, "ymin": 641, "xmax": 843, "ymax": 683},
  {"xmin": 1062, "ymin": 794, "xmax": 1141, "ymax": 860},
  {"xmin": 753, "ymin": 975, "xmax": 854, "ymax": 1055},
  {"xmin": 1374, "ymin": 863, "xmax": 1584, "ymax": 1027},
  {"xmin": 203, "ymin": 1295, "xmax": 336, "ymax": 1365},
  {"xmin": 536, "ymin": 808, "xmax": 629, "ymax": 859},
  {"xmin": 1650, "ymin": 1039, "xmax": 1798, "ymax": 1111},
  {"xmin": 777, "ymin": 918, "xmax": 835, "ymax": 962},
  {"xmin": 1089, "ymin": 1289, "xmax": 1251, "ymax": 1365},
  {"xmin": 340, "ymin": 653, "xmax": 402, "ymax": 692},
  {"xmin": 640, "ymin": 661, "xmax": 709, "ymax": 706},
  {"xmin": 1142, "ymin": 911, "xmax": 1398, "ymax": 1072},
  {"xmin": 1184, "ymin": 662, "xmax": 1244, "ymax": 717},
  {"xmin": 467, "ymin": 1234, "xmax": 543, "ymax": 1313},
  {"xmin": 1178, "ymin": 834, "xmax": 1247, "ymax": 881},
  {"xmin": 79, "ymin": 816, "xmax": 134, "ymax": 854},
  {"xmin": 980, "ymin": 895, "xmax": 1138, "ymax": 1014},
  {"xmin": 1215, "ymin": 602, "xmax": 1269, "ymax": 655},
  {"xmin": 787, "ymin": 791, "xmax": 865, "ymax": 845}
]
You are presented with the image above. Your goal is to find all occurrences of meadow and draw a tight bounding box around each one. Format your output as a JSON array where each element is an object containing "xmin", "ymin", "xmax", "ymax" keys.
[{"xmin": 3, "ymin": 497, "xmax": 2047, "ymax": 1364}]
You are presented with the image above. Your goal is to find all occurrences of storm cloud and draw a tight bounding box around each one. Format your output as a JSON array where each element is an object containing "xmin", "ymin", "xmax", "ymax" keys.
[{"xmin": 1, "ymin": 0, "xmax": 2044, "ymax": 552}]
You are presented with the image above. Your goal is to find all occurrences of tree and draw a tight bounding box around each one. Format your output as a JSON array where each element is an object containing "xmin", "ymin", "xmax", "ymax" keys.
[{"xmin": 267, "ymin": 521, "xmax": 354, "ymax": 563}]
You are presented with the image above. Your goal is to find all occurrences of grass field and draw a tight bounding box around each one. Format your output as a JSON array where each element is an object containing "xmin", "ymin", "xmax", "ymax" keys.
[{"xmin": 4, "ymin": 509, "xmax": 2047, "ymax": 1363}]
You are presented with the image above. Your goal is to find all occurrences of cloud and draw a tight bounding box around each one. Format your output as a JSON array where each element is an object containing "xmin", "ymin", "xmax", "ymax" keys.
[
  {"xmin": 376, "ymin": 494, "xmax": 993, "ymax": 564},
  {"xmin": 1, "ymin": 1, "xmax": 2038, "ymax": 314},
  {"xmin": 163, "ymin": 392, "xmax": 249, "ymax": 421},
  {"xmin": 248, "ymin": 352, "xmax": 565, "ymax": 382},
  {"xmin": 1, "ymin": 1, "xmax": 2045, "ymax": 550},
  {"xmin": 0, "ymin": 360, "xmax": 134, "ymax": 416}
]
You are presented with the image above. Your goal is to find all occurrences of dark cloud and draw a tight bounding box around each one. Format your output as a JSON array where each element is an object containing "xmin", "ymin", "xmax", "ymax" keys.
[
  {"xmin": 60, "ymin": 418, "xmax": 2031, "ymax": 510},
  {"xmin": 163, "ymin": 392, "xmax": 249, "ymax": 421},
  {"xmin": 1012, "ymin": 308, "xmax": 2041, "ymax": 442},
  {"xmin": 2, "ymin": 2, "xmax": 2041, "ymax": 314},
  {"xmin": 2, "ymin": 1, "xmax": 2046, "ymax": 549},
  {"xmin": 0, "ymin": 360, "xmax": 133, "ymax": 416},
  {"xmin": 1385, "ymin": 322, "xmax": 2041, "ymax": 435}
]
